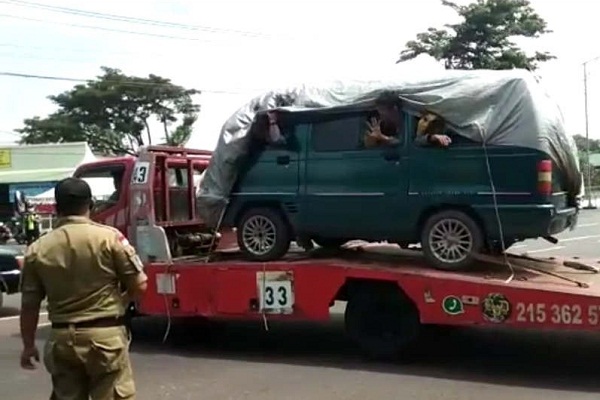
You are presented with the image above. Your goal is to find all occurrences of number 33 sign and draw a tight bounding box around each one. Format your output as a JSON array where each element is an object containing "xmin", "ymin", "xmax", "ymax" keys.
[{"xmin": 256, "ymin": 271, "xmax": 295, "ymax": 314}]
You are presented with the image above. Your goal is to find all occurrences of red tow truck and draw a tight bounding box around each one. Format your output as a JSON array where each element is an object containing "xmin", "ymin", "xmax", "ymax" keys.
[{"xmin": 72, "ymin": 145, "xmax": 600, "ymax": 359}]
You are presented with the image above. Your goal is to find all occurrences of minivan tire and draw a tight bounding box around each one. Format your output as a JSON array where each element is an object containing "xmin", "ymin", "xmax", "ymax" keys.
[
  {"xmin": 237, "ymin": 207, "xmax": 291, "ymax": 261},
  {"xmin": 421, "ymin": 210, "xmax": 484, "ymax": 271}
]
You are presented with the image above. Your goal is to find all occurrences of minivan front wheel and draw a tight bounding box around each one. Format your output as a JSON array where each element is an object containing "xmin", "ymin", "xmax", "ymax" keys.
[
  {"xmin": 237, "ymin": 207, "xmax": 291, "ymax": 261},
  {"xmin": 421, "ymin": 210, "xmax": 484, "ymax": 271}
]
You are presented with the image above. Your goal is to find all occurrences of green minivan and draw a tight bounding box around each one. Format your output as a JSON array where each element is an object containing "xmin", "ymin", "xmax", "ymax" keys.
[{"xmin": 222, "ymin": 107, "xmax": 579, "ymax": 270}]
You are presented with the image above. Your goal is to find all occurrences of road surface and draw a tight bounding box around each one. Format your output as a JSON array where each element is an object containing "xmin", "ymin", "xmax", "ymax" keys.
[{"xmin": 1, "ymin": 210, "xmax": 600, "ymax": 399}]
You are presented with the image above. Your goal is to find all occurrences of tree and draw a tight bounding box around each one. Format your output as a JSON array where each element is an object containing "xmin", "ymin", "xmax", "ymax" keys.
[
  {"xmin": 573, "ymin": 134, "xmax": 600, "ymax": 190},
  {"xmin": 573, "ymin": 134, "xmax": 600, "ymax": 154},
  {"xmin": 16, "ymin": 67, "xmax": 200, "ymax": 155},
  {"xmin": 398, "ymin": 0, "xmax": 555, "ymax": 71}
]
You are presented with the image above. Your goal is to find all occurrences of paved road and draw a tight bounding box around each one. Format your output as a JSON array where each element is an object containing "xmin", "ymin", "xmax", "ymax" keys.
[
  {"xmin": 1, "ymin": 210, "xmax": 600, "ymax": 399},
  {"xmin": 510, "ymin": 209, "xmax": 600, "ymax": 259}
]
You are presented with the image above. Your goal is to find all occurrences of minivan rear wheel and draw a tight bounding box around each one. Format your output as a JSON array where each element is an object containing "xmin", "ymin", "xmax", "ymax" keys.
[
  {"xmin": 237, "ymin": 207, "xmax": 291, "ymax": 261},
  {"xmin": 421, "ymin": 210, "xmax": 484, "ymax": 271}
]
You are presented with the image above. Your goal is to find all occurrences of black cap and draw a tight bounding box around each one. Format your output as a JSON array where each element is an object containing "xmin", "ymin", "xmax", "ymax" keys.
[{"xmin": 54, "ymin": 177, "xmax": 92, "ymax": 202}]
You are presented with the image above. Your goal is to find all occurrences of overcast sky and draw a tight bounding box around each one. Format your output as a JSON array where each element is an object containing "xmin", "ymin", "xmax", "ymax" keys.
[{"xmin": 1, "ymin": 0, "xmax": 599, "ymax": 151}]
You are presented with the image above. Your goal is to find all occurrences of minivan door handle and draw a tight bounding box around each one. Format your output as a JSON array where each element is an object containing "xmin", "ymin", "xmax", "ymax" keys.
[
  {"xmin": 382, "ymin": 152, "xmax": 400, "ymax": 161},
  {"xmin": 276, "ymin": 155, "xmax": 290, "ymax": 165}
]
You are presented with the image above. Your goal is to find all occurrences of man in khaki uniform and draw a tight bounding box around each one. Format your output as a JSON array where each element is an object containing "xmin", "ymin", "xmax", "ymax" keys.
[{"xmin": 19, "ymin": 177, "xmax": 148, "ymax": 400}]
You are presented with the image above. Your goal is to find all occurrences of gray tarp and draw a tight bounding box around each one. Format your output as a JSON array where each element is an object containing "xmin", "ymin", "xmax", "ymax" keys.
[{"xmin": 197, "ymin": 68, "xmax": 581, "ymax": 228}]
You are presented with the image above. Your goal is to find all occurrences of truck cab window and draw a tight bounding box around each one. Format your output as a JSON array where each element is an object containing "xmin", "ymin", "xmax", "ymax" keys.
[
  {"xmin": 155, "ymin": 165, "xmax": 199, "ymax": 222},
  {"xmin": 75, "ymin": 165, "xmax": 126, "ymax": 213},
  {"xmin": 167, "ymin": 167, "xmax": 188, "ymax": 187}
]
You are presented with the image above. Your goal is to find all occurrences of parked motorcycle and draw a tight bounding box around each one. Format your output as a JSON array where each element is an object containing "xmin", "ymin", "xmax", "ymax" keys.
[
  {"xmin": 6, "ymin": 218, "xmax": 25, "ymax": 245},
  {"xmin": 0, "ymin": 223, "xmax": 12, "ymax": 244}
]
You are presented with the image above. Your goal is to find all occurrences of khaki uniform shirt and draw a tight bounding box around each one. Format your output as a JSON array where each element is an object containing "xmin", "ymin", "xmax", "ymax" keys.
[{"xmin": 20, "ymin": 216, "xmax": 147, "ymax": 324}]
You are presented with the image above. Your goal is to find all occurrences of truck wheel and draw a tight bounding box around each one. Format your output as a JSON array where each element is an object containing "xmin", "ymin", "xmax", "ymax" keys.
[
  {"xmin": 237, "ymin": 207, "xmax": 291, "ymax": 261},
  {"xmin": 345, "ymin": 285, "xmax": 420, "ymax": 360},
  {"xmin": 421, "ymin": 210, "xmax": 484, "ymax": 271},
  {"xmin": 313, "ymin": 238, "xmax": 347, "ymax": 249}
]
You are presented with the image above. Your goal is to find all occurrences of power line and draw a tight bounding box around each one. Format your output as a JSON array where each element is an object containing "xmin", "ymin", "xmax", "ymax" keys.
[
  {"xmin": 0, "ymin": 13, "xmax": 226, "ymax": 43},
  {"xmin": 0, "ymin": 42, "xmax": 177, "ymax": 58},
  {"xmin": 0, "ymin": 51, "xmax": 99, "ymax": 65},
  {"xmin": 0, "ymin": 71, "xmax": 258, "ymax": 94},
  {"xmin": 0, "ymin": 0, "xmax": 283, "ymax": 40}
]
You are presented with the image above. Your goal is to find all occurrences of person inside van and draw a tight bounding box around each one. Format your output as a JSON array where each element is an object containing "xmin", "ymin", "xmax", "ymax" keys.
[{"xmin": 364, "ymin": 91, "xmax": 452, "ymax": 148}]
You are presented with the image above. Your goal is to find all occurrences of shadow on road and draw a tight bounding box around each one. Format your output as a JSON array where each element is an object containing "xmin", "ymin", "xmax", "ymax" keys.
[{"xmin": 124, "ymin": 315, "xmax": 600, "ymax": 393}]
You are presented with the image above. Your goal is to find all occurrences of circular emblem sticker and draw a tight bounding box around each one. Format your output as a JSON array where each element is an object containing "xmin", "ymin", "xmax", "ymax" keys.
[
  {"xmin": 442, "ymin": 295, "xmax": 464, "ymax": 315},
  {"xmin": 482, "ymin": 293, "xmax": 511, "ymax": 323}
]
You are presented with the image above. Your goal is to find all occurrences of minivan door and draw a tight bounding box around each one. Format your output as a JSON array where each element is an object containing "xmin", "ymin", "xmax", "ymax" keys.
[
  {"xmin": 232, "ymin": 125, "xmax": 301, "ymax": 215},
  {"xmin": 301, "ymin": 112, "xmax": 409, "ymax": 241}
]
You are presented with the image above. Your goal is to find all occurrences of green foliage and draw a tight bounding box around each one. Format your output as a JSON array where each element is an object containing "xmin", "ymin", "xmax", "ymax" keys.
[
  {"xmin": 398, "ymin": 0, "xmax": 555, "ymax": 70},
  {"xmin": 572, "ymin": 134, "xmax": 600, "ymax": 189},
  {"xmin": 16, "ymin": 67, "xmax": 200, "ymax": 155},
  {"xmin": 573, "ymin": 134, "xmax": 600, "ymax": 154}
]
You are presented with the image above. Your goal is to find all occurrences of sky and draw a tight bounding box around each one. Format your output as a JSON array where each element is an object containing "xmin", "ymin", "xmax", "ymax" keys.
[{"xmin": 1, "ymin": 0, "xmax": 600, "ymax": 152}]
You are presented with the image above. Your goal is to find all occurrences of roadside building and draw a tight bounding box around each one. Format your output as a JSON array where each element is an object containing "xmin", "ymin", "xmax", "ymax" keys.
[
  {"xmin": 0, "ymin": 142, "xmax": 99, "ymax": 231},
  {"xmin": 589, "ymin": 153, "xmax": 600, "ymax": 171}
]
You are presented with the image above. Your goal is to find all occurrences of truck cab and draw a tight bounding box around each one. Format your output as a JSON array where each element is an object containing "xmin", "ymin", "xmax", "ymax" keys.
[{"xmin": 72, "ymin": 146, "xmax": 236, "ymax": 259}]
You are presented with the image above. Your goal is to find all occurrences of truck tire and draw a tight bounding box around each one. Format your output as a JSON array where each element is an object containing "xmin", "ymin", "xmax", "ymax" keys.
[
  {"xmin": 345, "ymin": 285, "xmax": 420, "ymax": 360},
  {"xmin": 421, "ymin": 210, "xmax": 484, "ymax": 271},
  {"xmin": 237, "ymin": 207, "xmax": 291, "ymax": 261}
]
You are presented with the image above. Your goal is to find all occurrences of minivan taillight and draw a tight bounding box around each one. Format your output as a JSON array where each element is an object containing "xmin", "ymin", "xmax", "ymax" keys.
[
  {"xmin": 16, "ymin": 256, "xmax": 24, "ymax": 269},
  {"xmin": 537, "ymin": 160, "xmax": 552, "ymax": 196}
]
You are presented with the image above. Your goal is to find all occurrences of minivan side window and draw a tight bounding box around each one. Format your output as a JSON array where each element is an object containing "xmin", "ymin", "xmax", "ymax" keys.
[
  {"xmin": 311, "ymin": 115, "xmax": 365, "ymax": 152},
  {"xmin": 409, "ymin": 114, "xmax": 478, "ymax": 147}
]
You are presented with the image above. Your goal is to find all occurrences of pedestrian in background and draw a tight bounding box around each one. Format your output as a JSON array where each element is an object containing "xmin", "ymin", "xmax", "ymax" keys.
[
  {"xmin": 19, "ymin": 177, "xmax": 148, "ymax": 400},
  {"xmin": 24, "ymin": 201, "xmax": 40, "ymax": 245}
]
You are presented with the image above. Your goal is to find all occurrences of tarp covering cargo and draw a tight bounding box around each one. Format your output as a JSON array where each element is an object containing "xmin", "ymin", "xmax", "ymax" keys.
[{"xmin": 196, "ymin": 68, "xmax": 581, "ymax": 228}]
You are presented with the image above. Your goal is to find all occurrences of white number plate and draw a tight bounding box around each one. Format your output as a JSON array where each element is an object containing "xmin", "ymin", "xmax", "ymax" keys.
[
  {"xmin": 256, "ymin": 271, "xmax": 295, "ymax": 314},
  {"xmin": 515, "ymin": 302, "xmax": 600, "ymax": 326},
  {"xmin": 132, "ymin": 161, "xmax": 150, "ymax": 184}
]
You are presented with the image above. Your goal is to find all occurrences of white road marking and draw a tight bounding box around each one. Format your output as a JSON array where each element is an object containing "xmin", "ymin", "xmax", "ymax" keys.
[
  {"xmin": 0, "ymin": 312, "xmax": 48, "ymax": 322},
  {"xmin": 510, "ymin": 233, "xmax": 600, "ymax": 250},
  {"xmin": 559, "ymin": 235, "xmax": 600, "ymax": 242},
  {"xmin": 524, "ymin": 246, "xmax": 565, "ymax": 254},
  {"xmin": 576, "ymin": 223, "xmax": 599, "ymax": 228}
]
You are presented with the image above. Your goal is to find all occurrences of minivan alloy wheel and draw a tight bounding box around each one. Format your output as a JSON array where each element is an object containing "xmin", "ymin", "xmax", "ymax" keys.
[
  {"xmin": 428, "ymin": 218, "xmax": 473, "ymax": 264},
  {"xmin": 241, "ymin": 215, "xmax": 277, "ymax": 256}
]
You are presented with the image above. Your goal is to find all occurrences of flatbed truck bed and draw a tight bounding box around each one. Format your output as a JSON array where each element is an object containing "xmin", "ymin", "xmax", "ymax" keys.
[{"xmin": 136, "ymin": 242, "xmax": 600, "ymax": 359}]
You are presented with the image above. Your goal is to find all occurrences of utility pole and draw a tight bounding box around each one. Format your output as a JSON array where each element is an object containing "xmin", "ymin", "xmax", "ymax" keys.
[{"xmin": 583, "ymin": 57, "xmax": 598, "ymax": 209}]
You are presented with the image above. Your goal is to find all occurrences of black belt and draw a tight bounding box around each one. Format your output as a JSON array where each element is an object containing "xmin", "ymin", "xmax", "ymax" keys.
[{"xmin": 51, "ymin": 316, "xmax": 125, "ymax": 329}]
